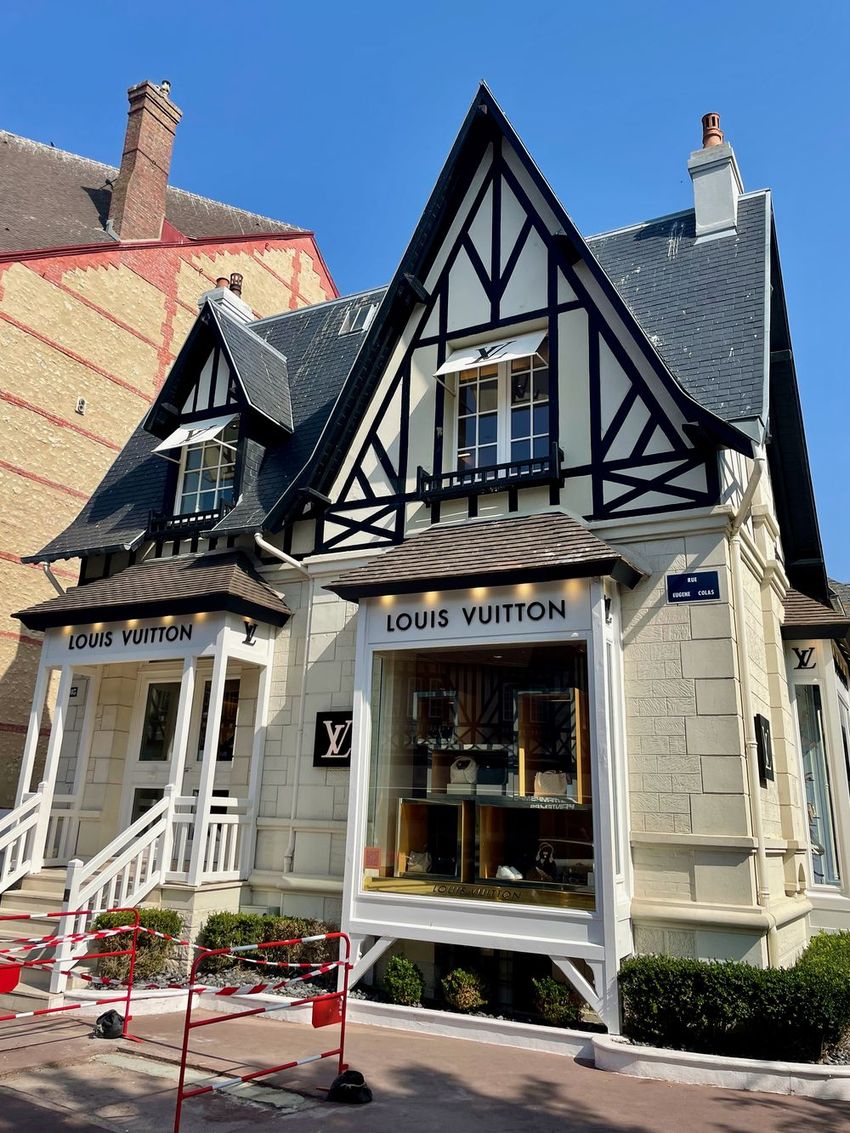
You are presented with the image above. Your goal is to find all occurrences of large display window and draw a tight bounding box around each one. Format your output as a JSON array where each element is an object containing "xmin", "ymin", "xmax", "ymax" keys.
[{"xmin": 363, "ymin": 642, "xmax": 594, "ymax": 910}]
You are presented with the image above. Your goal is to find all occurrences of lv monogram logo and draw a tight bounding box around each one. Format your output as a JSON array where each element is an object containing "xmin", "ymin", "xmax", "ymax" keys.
[
  {"xmin": 243, "ymin": 621, "xmax": 258, "ymax": 646},
  {"xmin": 793, "ymin": 647, "xmax": 815, "ymax": 670},
  {"xmin": 323, "ymin": 718, "xmax": 352, "ymax": 757},
  {"xmin": 474, "ymin": 340, "xmax": 515, "ymax": 362}
]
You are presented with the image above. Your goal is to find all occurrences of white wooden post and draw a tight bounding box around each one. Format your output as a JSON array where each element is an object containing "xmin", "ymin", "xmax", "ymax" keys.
[
  {"xmin": 188, "ymin": 630, "xmax": 228, "ymax": 885},
  {"xmin": 15, "ymin": 658, "xmax": 50, "ymax": 806},
  {"xmin": 168, "ymin": 656, "xmax": 197, "ymax": 790},
  {"xmin": 65, "ymin": 668, "xmax": 101, "ymax": 861},
  {"xmin": 32, "ymin": 666, "xmax": 73, "ymax": 872},
  {"xmin": 52, "ymin": 856, "xmax": 84, "ymax": 996},
  {"xmin": 241, "ymin": 661, "xmax": 271, "ymax": 879}
]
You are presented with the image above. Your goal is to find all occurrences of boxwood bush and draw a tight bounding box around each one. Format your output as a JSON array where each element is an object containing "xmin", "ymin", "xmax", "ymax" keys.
[
  {"xmin": 195, "ymin": 911, "xmax": 335, "ymax": 974},
  {"xmin": 384, "ymin": 954, "xmax": 425, "ymax": 1006},
  {"xmin": 532, "ymin": 975, "xmax": 582, "ymax": 1028},
  {"xmin": 92, "ymin": 908, "xmax": 183, "ymax": 981},
  {"xmin": 619, "ymin": 932, "xmax": 850, "ymax": 1063}
]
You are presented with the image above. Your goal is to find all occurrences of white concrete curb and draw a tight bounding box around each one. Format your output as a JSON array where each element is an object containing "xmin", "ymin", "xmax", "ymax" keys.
[
  {"xmin": 69, "ymin": 986, "xmax": 850, "ymax": 1100},
  {"xmin": 593, "ymin": 1035, "xmax": 850, "ymax": 1100}
]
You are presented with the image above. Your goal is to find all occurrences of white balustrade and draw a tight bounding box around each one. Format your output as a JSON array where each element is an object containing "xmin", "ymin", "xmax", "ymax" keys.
[
  {"xmin": 201, "ymin": 797, "xmax": 248, "ymax": 882},
  {"xmin": 0, "ymin": 783, "xmax": 45, "ymax": 894}
]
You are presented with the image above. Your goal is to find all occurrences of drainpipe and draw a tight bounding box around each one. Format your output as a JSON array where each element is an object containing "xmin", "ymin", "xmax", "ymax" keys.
[
  {"xmin": 42, "ymin": 562, "xmax": 65, "ymax": 595},
  {"xmin": 254, "ymin": 532, "xmax": 314, "ymax": 874},
  {"xmin": 728, "ymin": 454, "xmax": 779, "ymax": 965}
]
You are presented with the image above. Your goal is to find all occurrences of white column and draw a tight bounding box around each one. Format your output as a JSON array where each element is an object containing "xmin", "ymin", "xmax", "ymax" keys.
[
  {"xmin": 64, "ymin": 668, "xmax": 101, "ymax": 862},
  {"xmin": 15, "ymin": 658, "xmax": 50, "ymax": 806},
  {"xmin": 188, "ymin": 630, "xmax": 228, "ymax": 885},
  {"xmin": 241, "ymin": 661, "xmax": 272, "ymax": 879},
  {"xmin": 168, "ymin": 657, "xmax": 197, "ymax": 790},
  {"xmin": 31, "ymin": 665, "xmax": 74, "ymax": 872}
]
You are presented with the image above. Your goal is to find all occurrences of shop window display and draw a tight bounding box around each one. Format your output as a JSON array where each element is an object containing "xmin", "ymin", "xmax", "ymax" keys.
[{"xmin": 364, "ymin": 643, "xmax": 594, "ymax": 909}]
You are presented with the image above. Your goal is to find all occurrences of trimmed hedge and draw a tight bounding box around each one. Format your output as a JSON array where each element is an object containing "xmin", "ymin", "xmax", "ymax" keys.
[
  {"xmin": 532, "ymin": 975, "xmax": 582, "ymax": 1028},
  {"xmin": 93, "ymin": 908, "xmax": 183, "ymax": 981},
  {"xmin": 195, "ymin": 911, "xmax": 335, "ymax": 974},
  {"xmin": 442, "ymin": 967, "xmax": 487, "ymax": 1013},
  {"xmin": 619, "ymin": 932, "xmax": 850, "ymax": 1063}
]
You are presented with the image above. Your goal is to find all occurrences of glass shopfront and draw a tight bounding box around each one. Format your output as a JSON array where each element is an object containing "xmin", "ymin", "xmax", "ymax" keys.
[{"xmin": 362, "ymin": 641, "xmax": 594, "ymax": 910}]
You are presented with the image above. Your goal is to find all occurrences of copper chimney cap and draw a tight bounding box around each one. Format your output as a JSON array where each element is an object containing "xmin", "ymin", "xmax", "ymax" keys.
[
  {"xmin": 702, "ymin": 113, "xmax": 724, "ymax": 148},
  {"xmin": 215, "ymin": 276, "xmax": 229, "ymax": 289},
  {"xmin": 229, "ymin": 272, "xmax": 243, "ymax": 297}
]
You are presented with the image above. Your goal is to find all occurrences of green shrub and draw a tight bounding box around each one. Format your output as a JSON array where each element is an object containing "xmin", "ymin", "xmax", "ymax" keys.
[
  {"xmin": 619, "ymin": 949, "xmax": 850, "ymax": 1063},
  {"xmin": 531, "ymin": 975, "xmax": 582, "ymax": 1028},
  {"xmin": 798, "ymin": 930, "xmax": 850, "ymax": 976},
  {"xmin": 384, "ymin": 954, "xmax": 425, "ymax": 1006},
  {"xmin": 93, "ymin": 908, "xmax": 183, "ymax": 981},
  {"xmin": 195, "ymin": 912, "xmax": 335, "ymax": 974},
  {"xmin": 442, "ymin": 967, "xmax": 486, "ymax": 1013}
]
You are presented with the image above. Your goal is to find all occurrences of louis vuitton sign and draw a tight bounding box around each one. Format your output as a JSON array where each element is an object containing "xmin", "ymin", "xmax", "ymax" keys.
[
  {"xmin": 313, "ymin": 710, "xmax": 353, "ymax": 768},
  {"xmin": 367, "ymin": 581, "xmax": 591, "ymax": 646}
]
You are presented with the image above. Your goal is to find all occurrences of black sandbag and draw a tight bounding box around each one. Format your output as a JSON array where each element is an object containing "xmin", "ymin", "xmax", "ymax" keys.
[
  {"xmin": 93, "ymin": 1009, "xmax": 124, "ymax": 1039},
  {"xmin": 327, "ymin": 1068, "xmax": 372, "ymax": 1104}
]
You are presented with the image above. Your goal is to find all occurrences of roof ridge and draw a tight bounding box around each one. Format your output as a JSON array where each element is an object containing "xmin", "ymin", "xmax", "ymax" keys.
[
  {"xmin": 251, "ymin": 285, "xmax": 388, "ymax": 328},
  {"xmin": 0, "ymin": 129, "xmax": 301, "ymax": 232}
]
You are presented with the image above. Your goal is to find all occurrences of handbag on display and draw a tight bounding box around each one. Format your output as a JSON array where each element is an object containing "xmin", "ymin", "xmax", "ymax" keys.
[
  {"xmin": 449, "ymin": 756, "xmax": 478, "ymax": 784},
  {"xmin": 534, "ymin": 770, "xmax": 568, "ymax": 796},
  {"xmin": 406, "ymin": 851, "xmax": 432, "ymax": 873}
]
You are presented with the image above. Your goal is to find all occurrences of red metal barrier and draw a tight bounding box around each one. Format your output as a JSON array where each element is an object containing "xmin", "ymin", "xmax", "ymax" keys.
[
  {"xmin": 0, "ymin": 906, "xmax": 142, "ymax": 1040},
  {"xmin": 173, "ymin": 931, "xmax": 351, "ymax": 1133}
]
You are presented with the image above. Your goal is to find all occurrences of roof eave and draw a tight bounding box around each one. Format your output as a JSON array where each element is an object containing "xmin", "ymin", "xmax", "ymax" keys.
[{"xmin": 327, "ymin": 556, "xmax": 643, "ymax": 603}]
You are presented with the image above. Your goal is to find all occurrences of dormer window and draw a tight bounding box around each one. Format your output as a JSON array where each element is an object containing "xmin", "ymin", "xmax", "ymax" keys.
[
  {"xmin": 175, "ymin": 419, "xmax": 238, "ymax": 515},
  {"xmin": 339, "ymin": 303, "xmax": 378, "ymax": 335}
]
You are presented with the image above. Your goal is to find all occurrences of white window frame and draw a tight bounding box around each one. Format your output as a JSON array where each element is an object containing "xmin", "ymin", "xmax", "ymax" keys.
[
  {"xmin": 453, "ymin": 345, "xmax": 550, "ymax": 473},
  {"xmin": 175, "ymin": 420, "xmax": 239, "ymax": 516}
]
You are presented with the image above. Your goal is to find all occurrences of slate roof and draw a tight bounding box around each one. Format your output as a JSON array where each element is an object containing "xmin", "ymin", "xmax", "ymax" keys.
[
  {"xmin": 327, "ymin": 511, "xmax": 643, "ymax": 599},
  {"xmin": 587, "ymin": 192, "xmax": 770, "ymax": 427},
  {"xmin": 829, "ymin": 579, "xmax": 850, "ymax": 617},
  {"xmin": 0, "ymin": 130, "xmax": 303, "ymax": 253},
  {"xmin": 782, "ymin": 587, "xmax": 850, "ymax": 639},
  {"xmin": 14, "ymin": 550, "xmax": 290, "ymax": 630},
  {"xmin": 210, "ymin": 304, "xmax": 293, "ymax": 431}
]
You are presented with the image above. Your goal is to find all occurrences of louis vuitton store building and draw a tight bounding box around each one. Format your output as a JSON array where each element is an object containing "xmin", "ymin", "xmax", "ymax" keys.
[{"xmin": 327, "ymin": 512, "xmax": 643, "ymax": 1025}]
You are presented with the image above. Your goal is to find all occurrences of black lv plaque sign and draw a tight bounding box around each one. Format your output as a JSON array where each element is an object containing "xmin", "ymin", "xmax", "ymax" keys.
[
  {"xmin": 793, "ymin": 647, "xmax": 815, "ymax": 670},
  {"xmin": 243, "ymin": 621, "xmax": 258, "ymax": 646},
  {"xmin": 313, "ymin": 710, "xmax": 353, "ymax": 767}
]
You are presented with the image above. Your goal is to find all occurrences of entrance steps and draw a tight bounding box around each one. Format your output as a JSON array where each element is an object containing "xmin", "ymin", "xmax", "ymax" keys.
[{"xmin": 0, "ymin": 867, "xmax": 69, "ymax": 1012}]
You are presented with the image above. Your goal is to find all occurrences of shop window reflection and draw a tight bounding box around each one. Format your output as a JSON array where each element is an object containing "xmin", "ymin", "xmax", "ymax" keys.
[{"xmin": 364, "ymin": 642, "xmax": 594, "ymax": 910}]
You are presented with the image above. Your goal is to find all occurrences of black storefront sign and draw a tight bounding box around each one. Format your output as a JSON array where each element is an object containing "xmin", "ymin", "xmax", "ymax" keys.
[
  {"xmin": 666, "ymin": 571, "xmax": 720, "ymax": 604},
  {"xmin": 755, "ymin": 713, "xmax": 774, "ymax": 783}
]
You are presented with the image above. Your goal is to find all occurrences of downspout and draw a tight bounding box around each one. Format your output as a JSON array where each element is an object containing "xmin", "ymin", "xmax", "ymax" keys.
[
  {"xmin": 728, "ymin": 454, "xmax": 779, "ymax": 965},
  {"xmin": 42, "ymin": 562, "xmax": 65, "ymax": 596},
  {"xmin": 254, "ymin": 532, "xmax": 313, "ymax": 874}
]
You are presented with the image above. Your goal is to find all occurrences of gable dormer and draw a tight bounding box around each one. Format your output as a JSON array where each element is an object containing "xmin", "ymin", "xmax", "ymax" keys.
[{"xmin": 143, "ymin": 289, "xmax": 292, "ymax": 531}]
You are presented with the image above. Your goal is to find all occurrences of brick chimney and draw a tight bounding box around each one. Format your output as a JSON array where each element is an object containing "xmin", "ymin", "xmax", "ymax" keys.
[
  {"xmin": 106, "ymin": 80, "xmax": 182, "ymax": 241},
  {"xmin": 687, "ymin": 112, "xmax": 744, "ymax": 239}
]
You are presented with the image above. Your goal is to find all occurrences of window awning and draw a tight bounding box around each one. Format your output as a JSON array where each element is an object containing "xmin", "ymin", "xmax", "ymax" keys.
[
  {"xmin": 434, "ymin": 330, "xmax": 547, "ymax": 377},
  {"xmin": 153, "ymin": 413, "xmax": 236, "ymax": 453}
]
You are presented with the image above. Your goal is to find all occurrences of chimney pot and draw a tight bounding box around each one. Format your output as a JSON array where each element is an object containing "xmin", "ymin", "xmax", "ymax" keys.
[
  {"xmin": 106, "ymin": 80, "xmax": 182, "ymax": 242},
  {"xmin": 215, "ymin": 277, "xmax": 230, "ymax": 289},
  {"xmin": 701, "ymin": 112, "xmax": 724, "ymax": 148},
  {"xmin": 229, "ymin": 273, "xmax": 243, "ymax": 297}
]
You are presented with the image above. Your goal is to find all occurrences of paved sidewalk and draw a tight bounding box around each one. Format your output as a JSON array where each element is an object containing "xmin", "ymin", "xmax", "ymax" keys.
[{"xmin": 0, "ymin": 1011, "xmax": 849, "ymax": 1132}]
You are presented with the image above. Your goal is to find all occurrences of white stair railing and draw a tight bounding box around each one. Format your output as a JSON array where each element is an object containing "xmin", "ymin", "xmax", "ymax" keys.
[
  {"xmin": 0, "ymin": 783, "xmax": 46, "ymax": 894},
  {"xmin": 51, "ymin": 786, "xmax": 176, "ymax": 994},
  {"xmin": 201, "ymin": 797, "xmax": 248, "ymax": 882}
]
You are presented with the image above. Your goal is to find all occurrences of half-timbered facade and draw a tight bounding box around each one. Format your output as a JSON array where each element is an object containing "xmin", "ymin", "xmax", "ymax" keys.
[{"xmin": 4, "ymin": 86, "xmax": 843, "ymax": 1029}]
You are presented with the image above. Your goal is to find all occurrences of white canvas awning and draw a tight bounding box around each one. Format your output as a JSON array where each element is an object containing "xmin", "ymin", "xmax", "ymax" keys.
[
  {"xmin": 153, "ymin": 414, "xmax": 237, "ymax": 453},
  {"xmin": 434, "ymin": 330, "xmax": 547, "ymax": 377}
]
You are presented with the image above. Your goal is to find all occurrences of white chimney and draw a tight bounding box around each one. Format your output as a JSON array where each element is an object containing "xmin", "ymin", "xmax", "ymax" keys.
[
  {"xmin": 687, "ymin": 113, "xmax": 744, "ymax": 239},
  {"xmin": 198, "ymin": 273, "xmax": 253, "ymax": 324}
]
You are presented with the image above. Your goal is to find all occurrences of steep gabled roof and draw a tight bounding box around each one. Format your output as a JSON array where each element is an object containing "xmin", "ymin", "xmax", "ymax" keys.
[
  {"xmin": 207, "ymin": 303, "xmax": 293, "ymax": 431},
  {"xmin": 0, "ymin": 130, "xmax": 304, "ymax": 254}
]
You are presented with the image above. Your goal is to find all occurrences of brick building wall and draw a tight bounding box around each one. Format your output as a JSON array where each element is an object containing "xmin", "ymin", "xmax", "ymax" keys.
[{"xmin": 0, "ymin": 235, "xmax": 334, "ymax": 804}]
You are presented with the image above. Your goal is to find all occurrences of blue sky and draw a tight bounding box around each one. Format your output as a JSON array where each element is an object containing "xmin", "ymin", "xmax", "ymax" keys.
[{"xmin": 3, "ymin": 1, "xmax": 849, "ymax": 574}]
